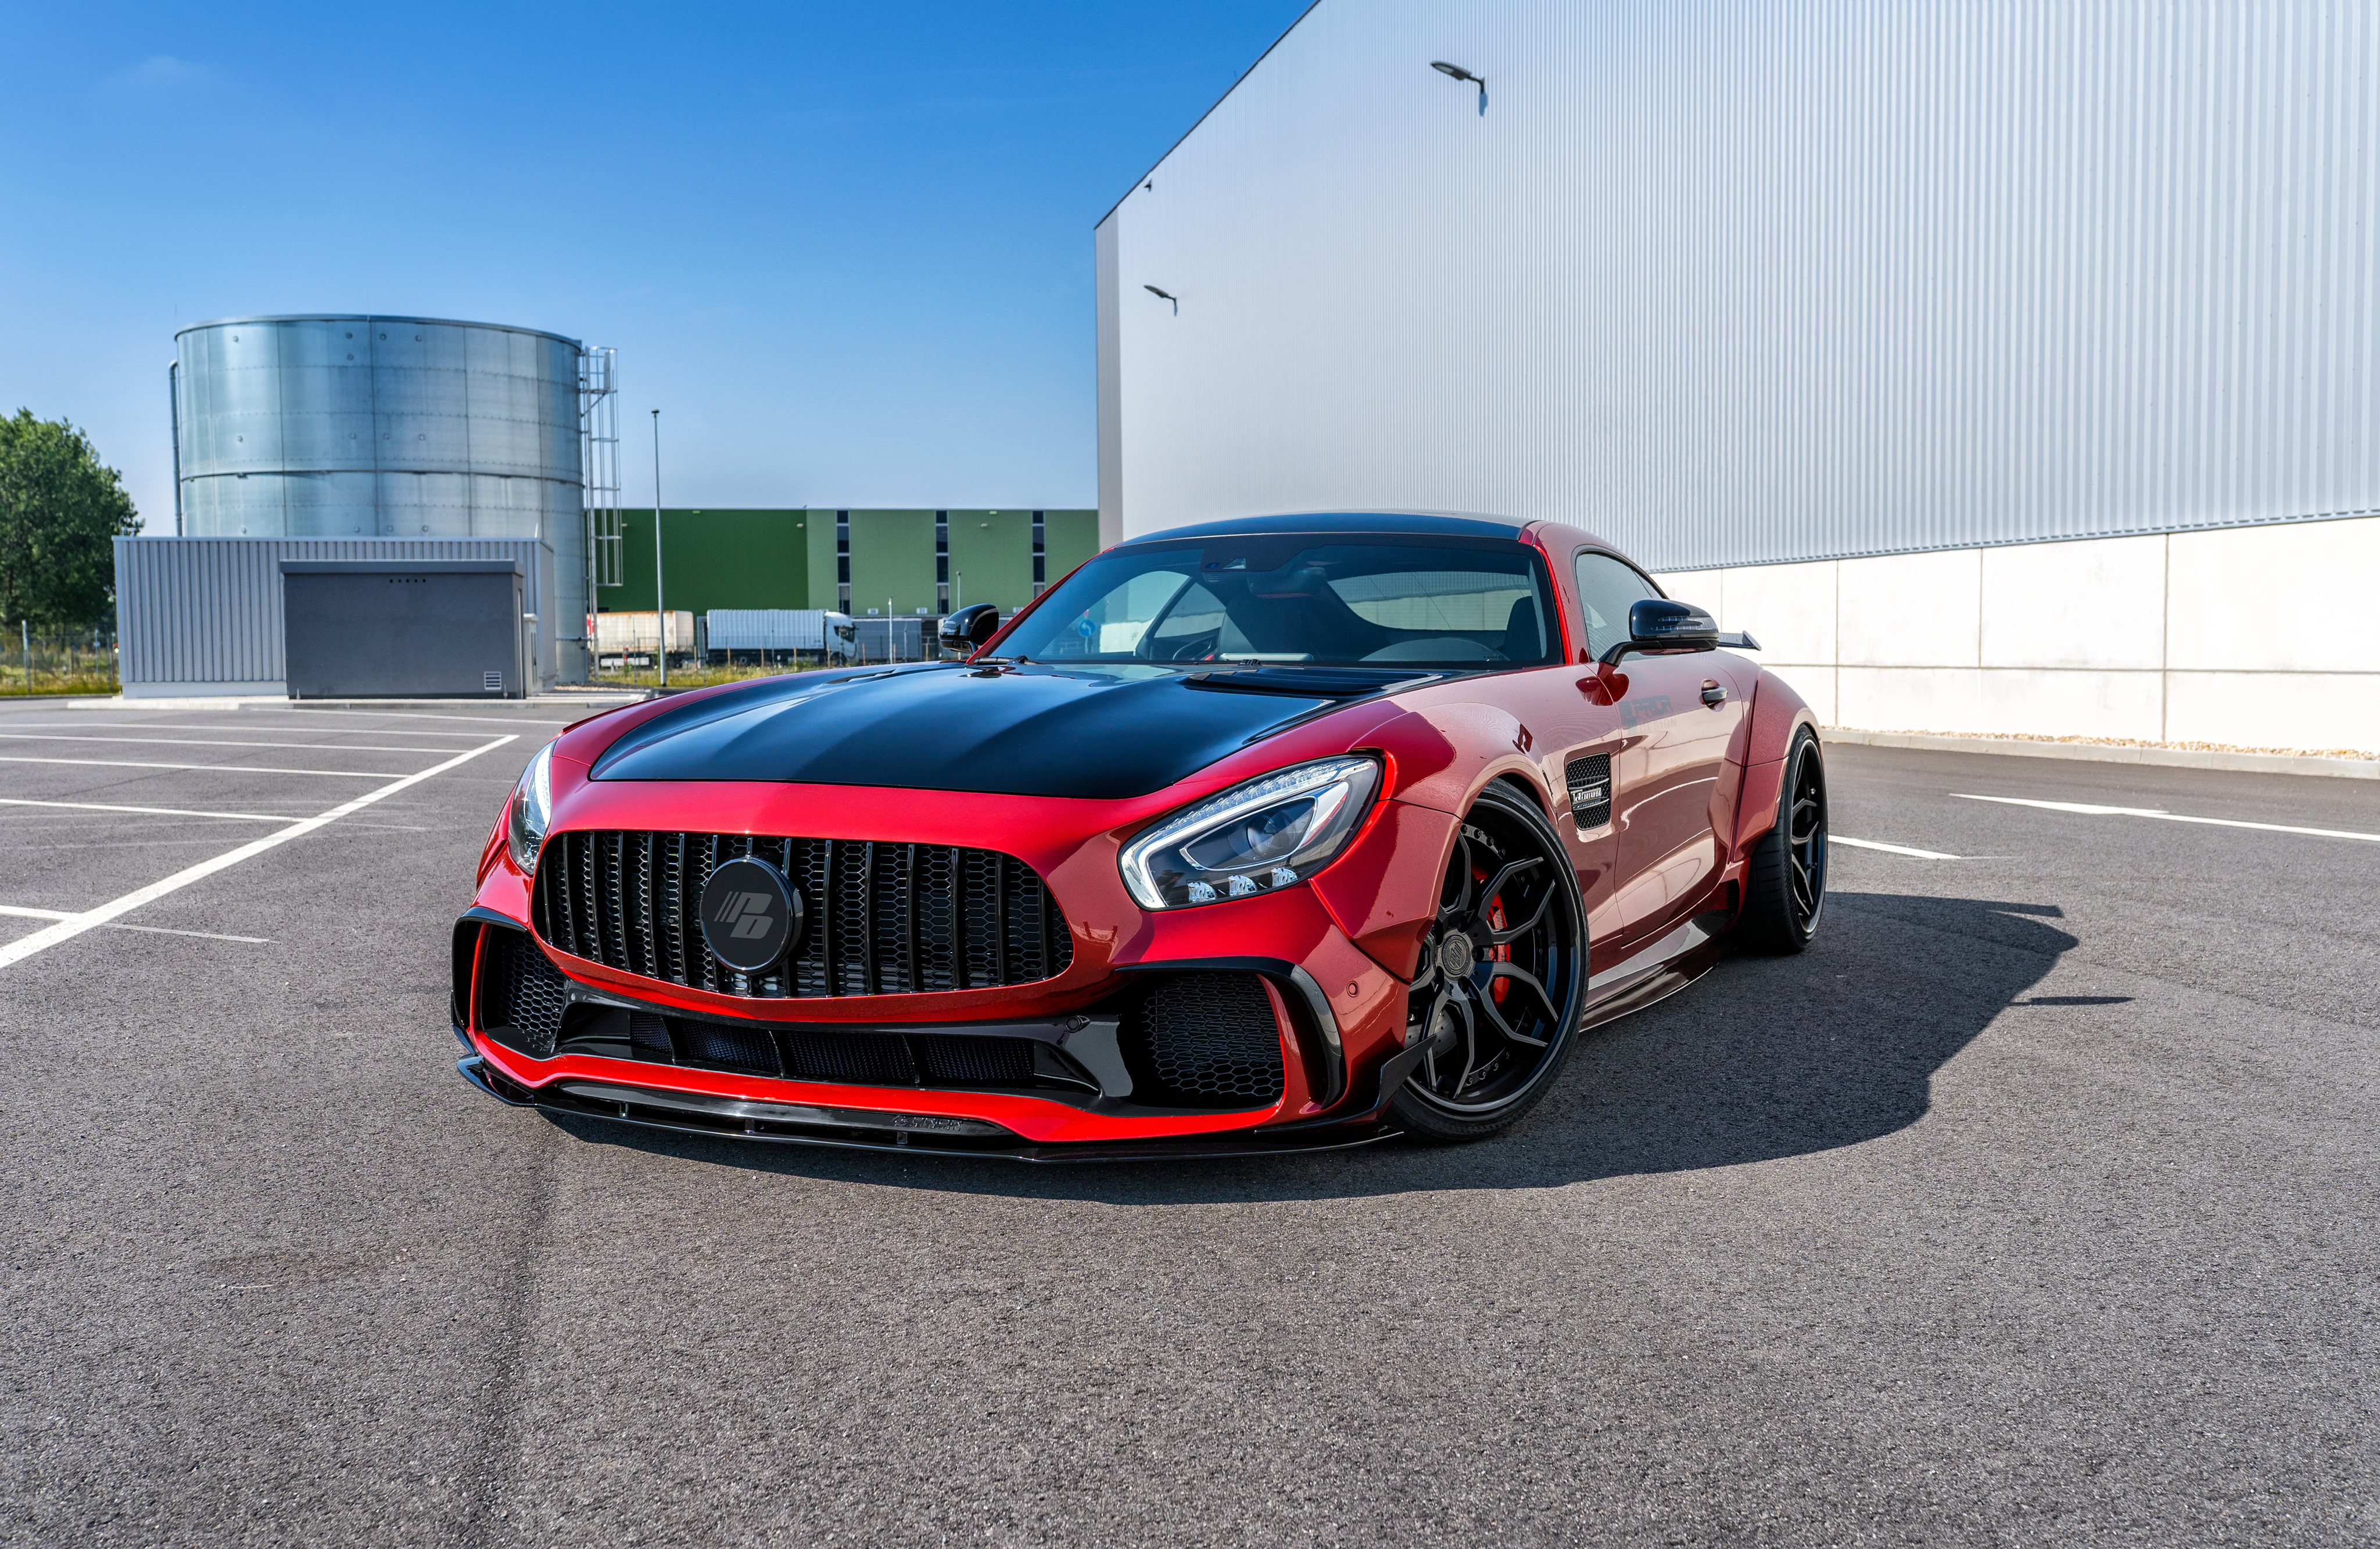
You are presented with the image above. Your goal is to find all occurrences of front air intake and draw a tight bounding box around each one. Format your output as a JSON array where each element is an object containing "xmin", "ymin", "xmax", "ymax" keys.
[
  {"xmin": 533, "ymin": 831, "xmax": 1072, "ymax": 1000},
  {"xmin": 479, "ymin": 927, "xmax": 569, "ymax": 1058},
  {"xmin": 1120, "ymin": 972, "xmax": 1285, "ymax": 1109}
]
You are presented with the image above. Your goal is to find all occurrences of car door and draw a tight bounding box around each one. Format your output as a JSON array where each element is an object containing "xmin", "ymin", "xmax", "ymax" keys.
[{"xmin": 1571, "ymin": 552, "xmax": 1750, "ymax": 949}]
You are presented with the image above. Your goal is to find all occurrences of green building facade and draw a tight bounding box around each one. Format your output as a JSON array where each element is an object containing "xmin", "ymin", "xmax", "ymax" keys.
[{"xmin": 604, "ymin": 507, "xmax": 1098, "ymax": 622}]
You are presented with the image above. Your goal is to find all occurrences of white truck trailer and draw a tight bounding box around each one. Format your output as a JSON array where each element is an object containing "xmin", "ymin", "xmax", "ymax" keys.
[{"xmin": 704, "ymin": 609, "xmax": 856, "ymax": 665}]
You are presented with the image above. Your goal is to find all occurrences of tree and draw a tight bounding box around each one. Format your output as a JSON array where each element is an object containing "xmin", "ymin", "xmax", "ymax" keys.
[{"xmin": 0, "ymin": 411, "xmax": 142, "ymax": 631}]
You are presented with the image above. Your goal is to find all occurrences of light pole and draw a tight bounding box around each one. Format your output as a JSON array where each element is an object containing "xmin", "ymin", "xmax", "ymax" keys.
[{"xmin": 650, "ymin": 409, "xmax": 666, "ymax": 689}]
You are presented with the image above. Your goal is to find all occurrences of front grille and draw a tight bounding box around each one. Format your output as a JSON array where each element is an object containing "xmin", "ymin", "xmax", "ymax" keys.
[
  {"xmin": 533, "ymin": 831, "xmax": 1072, "ymax": 999},
  {"xmin": 482, "ymin": 928, "xmax": 569, "ymax": 1058},
  {"xmin": 1121, "ymin": 972, "xmax": 1285, "ymax": 1108}
]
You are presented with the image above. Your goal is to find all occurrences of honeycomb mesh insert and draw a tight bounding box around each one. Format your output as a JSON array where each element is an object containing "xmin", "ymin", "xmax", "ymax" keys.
[
  {"xmin": 488, "ymin": 928, "xmax": 568, "ymax": 1059},
  {"xmin": 1124, "ymin": 973, "xmax": 1285, "ymax": 1108}
]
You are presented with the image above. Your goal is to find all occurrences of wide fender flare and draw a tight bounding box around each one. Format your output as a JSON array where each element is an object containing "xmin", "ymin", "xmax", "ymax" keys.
[
  {"xmin": 1315, "ymin": 702, "xmax": 1562, "ymax": 981},
  {"xmin": 1734, "ymin": 669, "xmax": 1822, "ymax": 854}
]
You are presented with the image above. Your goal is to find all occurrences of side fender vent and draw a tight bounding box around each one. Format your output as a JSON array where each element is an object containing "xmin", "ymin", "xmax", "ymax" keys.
[{"xmin": 1565, "ymin": 752, "xmax": 1612, "ymax": 831}]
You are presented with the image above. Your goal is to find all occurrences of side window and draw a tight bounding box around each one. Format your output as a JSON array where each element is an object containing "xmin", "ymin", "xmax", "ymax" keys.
[{"xmin": 1573, "ymin": 552, "xmax": 1661, "ymax": 662}]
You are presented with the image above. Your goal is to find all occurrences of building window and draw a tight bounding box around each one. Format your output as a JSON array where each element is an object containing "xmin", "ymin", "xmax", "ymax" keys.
[
  {"xmin": 1031, "ymin": 510, "xmax": 1046, "ymax": 585},
  {"xmin": 836, "ymin": 510, "xmax": 850, "ymax": 589},
  {"xmin": 838, "ymin": 583, "xmax": 851, "ymax": 610}
]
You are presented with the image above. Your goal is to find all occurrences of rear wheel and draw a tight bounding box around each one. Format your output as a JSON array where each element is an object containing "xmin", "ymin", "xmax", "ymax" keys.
[
  {"xmin": 1388, "ymin": 782, "xmax": 1587, "ymax": 1142},
  {"xmin": 1739, "ymin": 727, "xmax": 1827, "ymax": 953}
]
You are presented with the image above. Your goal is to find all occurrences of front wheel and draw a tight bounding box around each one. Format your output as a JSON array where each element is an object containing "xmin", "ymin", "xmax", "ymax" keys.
[
  {"xmin": 1738, "ymin": 727, "xmax": 1827, "ymax": 953},
  {"xmin": 1388, "ymin": 782, "xmax": 1588, "ymax": 1142}
]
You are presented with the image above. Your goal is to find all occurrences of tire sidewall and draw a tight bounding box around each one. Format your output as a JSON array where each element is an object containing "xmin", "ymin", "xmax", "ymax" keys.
[{"xmin": 1784, "ymin": 727, "xmax": 1825, "ymax": 946}]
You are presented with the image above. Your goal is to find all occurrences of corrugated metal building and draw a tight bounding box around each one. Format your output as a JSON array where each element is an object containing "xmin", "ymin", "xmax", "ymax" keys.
[
  {"xmin": 113, "ymin": 536, "xmax": 554, "ymax": 698},
  {"xmin": 1096, "ymin": 0, "xmax": 2379, "ymax": 752}
]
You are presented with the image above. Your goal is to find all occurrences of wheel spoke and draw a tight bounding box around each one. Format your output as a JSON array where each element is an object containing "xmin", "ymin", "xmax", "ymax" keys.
[
  {"xmin": 1481, "ymin": 878, "xmax": 1557, "ymax": 945},
  {"xmin": 1488, "ymin": 961, "xmax": 1563, "ymax": 1028},
  {"xmin": 1438, "ymin": 836, "xmax": 1475, "ymax": 924},
  {"xmin": 1474, "ymin": 982, "xmax": 1548, "ymax": 1049},
  {"xmin": 1470, "ymin": 857, "xmax": 1542, "ymax": 922}
]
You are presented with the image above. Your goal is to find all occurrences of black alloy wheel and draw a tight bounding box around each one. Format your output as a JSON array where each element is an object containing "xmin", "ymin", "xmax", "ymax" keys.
[
  {"xmin": 1740, "ymin": 726, "xmax": 1827, "ymax": 953},
  {"xmin": 1389, "ymin": 782, "xmax": 1587, "ymax": 1140}
]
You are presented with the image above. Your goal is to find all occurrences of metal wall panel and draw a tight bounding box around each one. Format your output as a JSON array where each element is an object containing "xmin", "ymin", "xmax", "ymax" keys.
[
  {"xmin": 113, "ymin": 536, "xmax": 555, "ymax": 692},
  {"xmin": 1102, "ymin": 0, "xmax": 2379, "ymax": 570},
  {"xmin": 172, "ymin": 315, "xmax": 592, "ymax": 640}
]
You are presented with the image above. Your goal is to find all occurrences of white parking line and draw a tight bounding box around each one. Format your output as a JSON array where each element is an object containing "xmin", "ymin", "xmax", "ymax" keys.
[
  {"xmin": 0, "ymin": 904, "xmax": 270, "ymax": 945},
  {"xmin": 0, "ymin": 798, "xmax": 300, "ymax": 821},
  {"xmin": 1834, "ymin": 836, "xmax": 1963, "ymax": 860},
  {"xmin": 0, "ymin": 733, "xmax": 485, "ymax": 754},
  {"xmin": 0, "ymin": 757, "xmax": 410, "ymax": 779},
  {"xmin": 0, "ymin": 720, "xmax": 505, "ymax": 739},
  {"xmin": 0, "ymin": 734, "xmax": 516, "ymax": 970},
  {"xmin": 237, "ymin": 708, "xmax": 610, "ymax": 729},
  {"xmin": 1953, "ymin": 793, "xmax": 2380, "ymax": 845}
]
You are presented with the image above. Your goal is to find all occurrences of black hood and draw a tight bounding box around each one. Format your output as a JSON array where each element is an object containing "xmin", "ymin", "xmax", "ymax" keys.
[{"xmin": 588, "ymin": 663, "xmax": 1370, "ymax": 799}]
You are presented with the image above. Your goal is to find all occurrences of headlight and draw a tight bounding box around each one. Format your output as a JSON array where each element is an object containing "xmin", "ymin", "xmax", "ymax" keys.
[
  {"xmin": 507, "ymin": 742, "xmax": 555, "ymax": 874},
  {"xmin": 1120, "ymin": 756, "xmax": 1380, "ymax": 910}
]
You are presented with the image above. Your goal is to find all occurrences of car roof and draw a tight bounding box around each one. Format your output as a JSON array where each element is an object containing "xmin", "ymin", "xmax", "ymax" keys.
[{"xmin": 1121, "ymin": 510, "xmax": 1529, "ymax": 544}]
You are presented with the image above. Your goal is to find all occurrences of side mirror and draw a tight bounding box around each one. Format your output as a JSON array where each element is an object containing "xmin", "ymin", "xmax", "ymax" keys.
[
  {"xmin": 938, "ymin": 603, "xmax": 1001, "ymax": 657},
  {"xmin": 1600, "ymin": 599, "xmax": 1719, "ymax": 666}
]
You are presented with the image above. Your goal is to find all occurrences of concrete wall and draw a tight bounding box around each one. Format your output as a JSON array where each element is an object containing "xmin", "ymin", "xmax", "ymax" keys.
[{"xmin": 1654, "ymin": 516, "xmax": 2380, "ymax": 754}]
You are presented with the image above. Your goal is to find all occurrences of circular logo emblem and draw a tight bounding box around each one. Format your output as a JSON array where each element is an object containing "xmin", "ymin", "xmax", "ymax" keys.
[{"xmin": 698, "ymin": 856, "xmax": 802, "ymax": 973}]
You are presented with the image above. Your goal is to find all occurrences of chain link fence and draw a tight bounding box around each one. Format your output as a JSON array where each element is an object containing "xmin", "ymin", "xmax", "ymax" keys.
[{"xmin": 0, "ymin": 627, "xmax": 119, "ymax": 697}]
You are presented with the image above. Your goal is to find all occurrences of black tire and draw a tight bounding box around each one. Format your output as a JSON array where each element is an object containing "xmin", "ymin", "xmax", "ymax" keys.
[
  {"xmin": 1739, "ymin": 726, "xmax": 1827, "ymax": 953},
  {"xmin": 1388, "ymin": 781, "xmax": 1589, "ymax": 1142}
]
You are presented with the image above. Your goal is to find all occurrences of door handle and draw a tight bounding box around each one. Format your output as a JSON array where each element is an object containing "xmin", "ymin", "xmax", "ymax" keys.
[{"xmin": 1701, "ymin": 681, "xmax": 1726, "ymax": 707}]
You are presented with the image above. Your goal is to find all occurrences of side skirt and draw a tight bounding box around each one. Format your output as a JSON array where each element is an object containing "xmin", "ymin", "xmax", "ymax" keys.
[{"xmin": 1578, "ymin": 912, "xmax": 1731, "ymax": 1033}]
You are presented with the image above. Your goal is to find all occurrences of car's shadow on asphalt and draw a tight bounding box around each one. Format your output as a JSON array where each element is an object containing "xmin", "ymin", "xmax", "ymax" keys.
[{"xmin": 549, "ymin": 892, "xmax": 2081, "ymax": 1202}]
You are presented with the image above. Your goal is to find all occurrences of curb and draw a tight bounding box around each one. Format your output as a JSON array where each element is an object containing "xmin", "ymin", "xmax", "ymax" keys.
[{"xmin": 1822, "ymin": 727, "xmax": 2380, "ymax": 781}]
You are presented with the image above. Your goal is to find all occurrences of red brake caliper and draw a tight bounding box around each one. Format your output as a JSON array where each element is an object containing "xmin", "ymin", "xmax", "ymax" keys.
[{"xmin": 1472, "ymin": 863, "xmax": 1513, "ymax": 1002}]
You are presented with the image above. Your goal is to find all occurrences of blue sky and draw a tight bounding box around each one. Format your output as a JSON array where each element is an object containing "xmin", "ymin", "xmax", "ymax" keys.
[{"xmin": 0, "ymin": 1, "xmax": 1309, "ymax": 529}]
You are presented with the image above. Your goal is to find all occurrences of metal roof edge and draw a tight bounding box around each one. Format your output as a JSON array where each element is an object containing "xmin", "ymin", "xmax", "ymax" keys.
[
  {"xmin": 1095, "ymin": 0, "xmax": 1330, "ymax": 230},
  {"xmin": 176, "ymin": 314, "xmax": 585, "ymax": 349}
]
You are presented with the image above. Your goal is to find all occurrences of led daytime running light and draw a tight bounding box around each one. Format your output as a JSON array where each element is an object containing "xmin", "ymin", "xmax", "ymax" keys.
[
  {"xmin": 508, "ymin": 742, "xmax": 555, "ymax": 874},
  {"xmin": 1119, "ymin": 755, "xmax": 1379, "ymax": 910}
]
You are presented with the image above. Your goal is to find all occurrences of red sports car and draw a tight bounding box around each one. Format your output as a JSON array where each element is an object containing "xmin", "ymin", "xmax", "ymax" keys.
[{"xmin": 454, "ymin": 512, "xmax": 1827, "ymax": 1158}]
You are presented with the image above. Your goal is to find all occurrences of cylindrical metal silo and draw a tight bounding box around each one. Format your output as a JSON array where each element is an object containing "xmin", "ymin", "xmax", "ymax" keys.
[{"xmin": 173, "ymin": 314, "xmax": 590, "ymax": 682}]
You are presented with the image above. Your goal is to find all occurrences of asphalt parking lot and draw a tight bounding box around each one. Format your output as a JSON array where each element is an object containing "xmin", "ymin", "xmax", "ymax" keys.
[{"xmin": 2, "ymin": 697, "xmax": 2372, "ymax": 1547}]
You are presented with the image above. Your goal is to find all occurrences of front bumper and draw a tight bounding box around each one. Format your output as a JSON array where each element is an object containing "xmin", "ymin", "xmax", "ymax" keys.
[
  {"xmin": 452, "ymin": 773, "xmax": 1448, "ymax": 1156},
  {"xmin": 456, "ymin": 1047, "xmax": 1404, "ymax": 1162}
]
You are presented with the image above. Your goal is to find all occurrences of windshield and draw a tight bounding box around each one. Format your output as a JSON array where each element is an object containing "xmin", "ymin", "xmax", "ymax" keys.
[{"xmin": 999, "ymin": 537, "xmax": 1560, "ymax": 669}]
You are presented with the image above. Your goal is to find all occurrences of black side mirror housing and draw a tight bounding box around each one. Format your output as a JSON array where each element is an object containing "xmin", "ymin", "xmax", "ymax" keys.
[
  {"xmin": 1601, "ymin": 599, "xmax": 1721, "ymax": 666},
  {"xmin": 938, "ymin": 603, "xmax": 1002, "ymax": 657}
]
